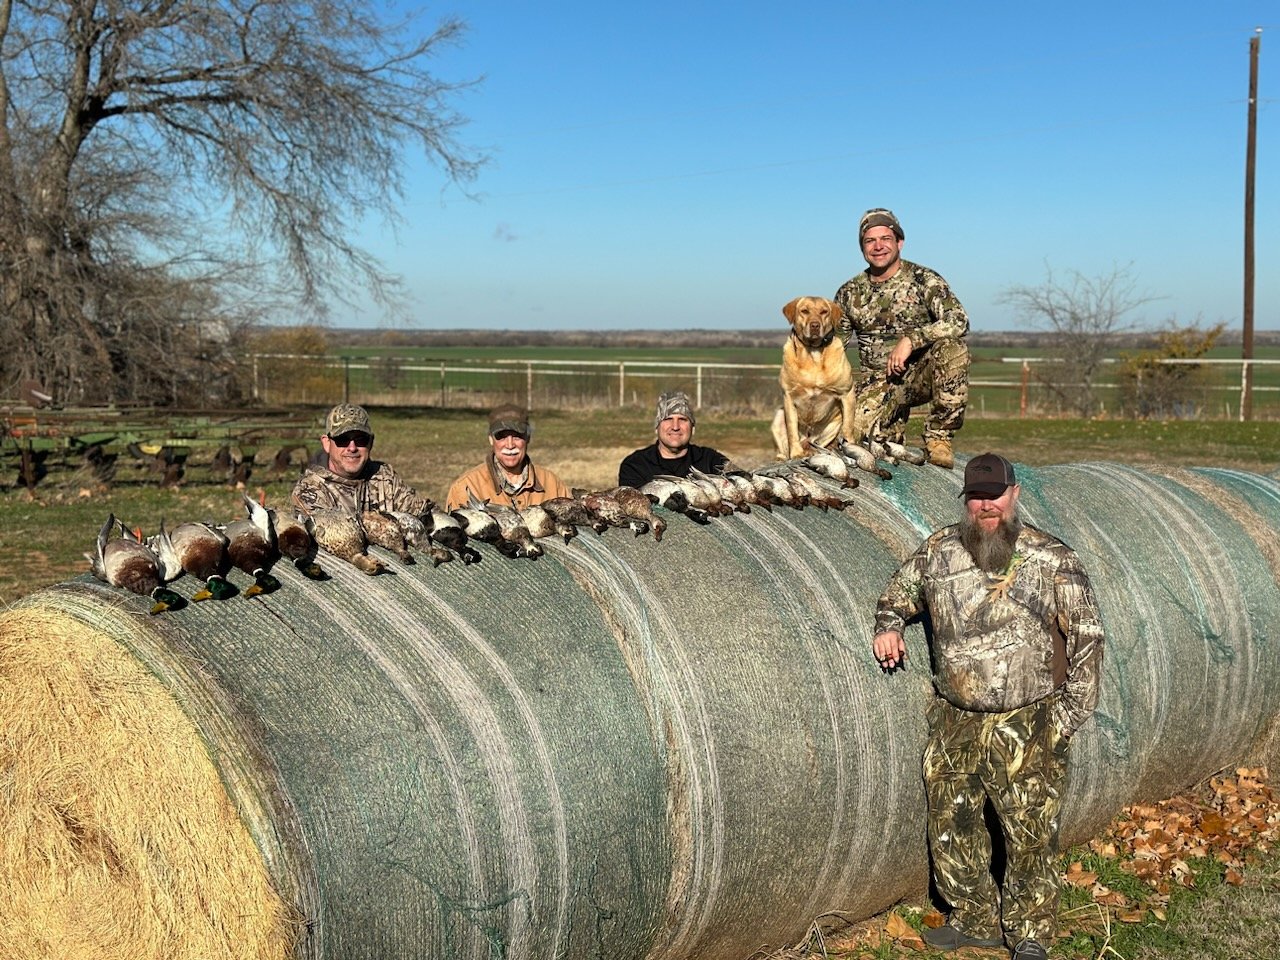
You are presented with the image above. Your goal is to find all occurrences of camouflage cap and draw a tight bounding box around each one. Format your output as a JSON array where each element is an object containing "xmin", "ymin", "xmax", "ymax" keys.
[
  {"xmin": 859, "ymin": 207, "xmax": 904, "ymax": 241},
  {"xmin": 960, "ymin": 452, "xmax": 1016, "ymax": 498},
  {"xmin": 488, "ymin": 403, "xmax": 531, "ymax": 439},
  {"xmin": 325, "ymin": 403, "xmax": 373, "ymax": 439},
  {"xmin": 653, "ymin": 390, "xmax": 696, "ymax": 430}
]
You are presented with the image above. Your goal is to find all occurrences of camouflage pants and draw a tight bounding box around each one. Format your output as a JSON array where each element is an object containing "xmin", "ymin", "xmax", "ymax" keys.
[
  {"xmin": 922, "ymin": 695, "xmax": 1068, "ymax": 946},
  {"xmin": 852, "ymin": 337, "xmax": 969, "ymax": 444}
]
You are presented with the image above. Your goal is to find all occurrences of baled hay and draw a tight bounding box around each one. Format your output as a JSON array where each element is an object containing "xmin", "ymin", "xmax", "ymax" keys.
[{"xmin": 0, "ymin": 608, "xmax": 297, "ymax": 960}]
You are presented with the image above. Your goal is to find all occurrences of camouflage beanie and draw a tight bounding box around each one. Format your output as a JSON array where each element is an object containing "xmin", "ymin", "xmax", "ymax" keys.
[
  {"xmin": 653, "ymin": 391, "xmax": 695, "ymax": 431},
  {"xmin": 858, "ymin": 208, "xmax": 904, "ymax": 241}
]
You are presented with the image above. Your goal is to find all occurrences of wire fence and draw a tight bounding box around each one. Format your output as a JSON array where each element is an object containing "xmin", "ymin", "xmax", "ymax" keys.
[{"xmin": 245, "ymin": 354, "xmax": 1280, "ymax": 421}]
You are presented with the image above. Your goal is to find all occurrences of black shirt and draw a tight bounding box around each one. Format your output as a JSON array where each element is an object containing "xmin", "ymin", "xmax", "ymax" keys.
[{"xmin": 618, "ymin": 442, "xmax": 729, "ymax": 489}]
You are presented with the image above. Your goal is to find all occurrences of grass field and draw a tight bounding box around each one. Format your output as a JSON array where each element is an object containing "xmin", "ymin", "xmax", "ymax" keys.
[
  {"xmin": 5, "ymin": 406, "xmax": 1279, "ymax": 604},
  {"xmin": 247, "ymin": 338, "xmax": 1280, "ymax": 420}
]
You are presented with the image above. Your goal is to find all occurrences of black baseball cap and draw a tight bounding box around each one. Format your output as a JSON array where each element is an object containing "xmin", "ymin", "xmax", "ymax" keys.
[{"xmin": 960, "ymin": 452, "xmax": 1017, "ymax": 498}]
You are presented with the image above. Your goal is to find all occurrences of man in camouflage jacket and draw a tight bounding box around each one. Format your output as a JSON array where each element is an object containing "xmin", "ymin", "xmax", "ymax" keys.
[
  {"xmin": 871, "ymin": 452, "xmax": 1104, "ymax": 960},
  {"xmin": 833, "ymin": 208, "xmax": 970, "ymax": 468},
  {"xmin": 291, "ymin": 403, "xmax": 433, "ymax": 518}
]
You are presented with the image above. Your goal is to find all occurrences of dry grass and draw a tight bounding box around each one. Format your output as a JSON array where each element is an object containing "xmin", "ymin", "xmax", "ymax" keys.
[{"xmin": 0, "ymin": 607, "xmax": 298, "ymax": 960}]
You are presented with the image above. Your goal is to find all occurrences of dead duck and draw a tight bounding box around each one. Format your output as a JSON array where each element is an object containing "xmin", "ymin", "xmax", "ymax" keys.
[
  {"xmin": 221, "ymin": 494, "xmax": 281, "ymax": 596},
  {"xmin": 488, "ymin": 507, "xmax": 543, "ymax": 559},
  {"xmin": 424, "ymin": 509, "xmax": 482, "ymax": 563},
  {"xmin": 639, "ymin": 478, "xmax": 711, "ymax": 524},
  {"xmin": 690, "ymin": 468, "xmax": 752, "ymax": 513},
  {"xmin": 388, "ymin": 511, "xmax": 456, "ymax": 567},
  {"xmin": 309, "ymin": 507, "xmax": 386, "ymax": 575},
  {"xmin": 607, "ymin": 485, "xmax": 667, "ymax": 542},
  {"xmin": 582, "ymin": 488, "xmax": 648, "ymax": 536},
  {"xmin": 163, "ymin": 520, "xmax": 237, "ymax": 601},
  {"xmin": 541, "ymin": 496, "xmax": 609, "ymax": 535},
  {"xmin": 267, "ymin": 506, "xmax": 326, "ymax": 580},
  {"xmin": 835, "ymin": 437, "xmax": 894, "ymax": 480},
  {"xmin": 800, "ymin": 440, "xmax": 860, "ymax": 489},
  {"xmin": 519, "ymin": 503, "xmax": 577, "ymax": 543},
  {"xmin": 724, "ymin": 470, "xmax": 773, "ymax": 512},
  {"xmin": 749, "ymin": 471, "xmax": 807, "ymax": 509},
  {"xmin": 360, "ymin": 509, "xmax": 415, "ymax": 564},
  {"xmin": 781, "ymin": 468, "xmax": 857, "ymax": 511},
  {"xmin": 449, "ymin": 496, "xmax": 503, "ymax": 545},
  {"xmin": 882, "ymin": 439, "xmax": 928, "ymax": 466},
  {"xmin": 86, "ymin": 515, "xmax": 186, "ymax": 614}
]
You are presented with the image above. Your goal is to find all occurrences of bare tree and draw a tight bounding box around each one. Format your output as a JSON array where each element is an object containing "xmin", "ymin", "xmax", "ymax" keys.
[
  {"xmin": 998, "ymin": 264, "xmax": 1162, "ymax": 417},
  {"xmin": 0, "ymin": 0, "xmax": 482, "ymax": 405}
]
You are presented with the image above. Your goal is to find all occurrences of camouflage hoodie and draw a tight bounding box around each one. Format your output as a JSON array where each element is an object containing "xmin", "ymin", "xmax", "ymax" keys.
[
  {"xmin": 875, "ymin": 523, "xmax": 1104, "ymax": 737},
  {"xmin": 834, "ymin": 259, "xmax": 969, "ymax": 371},
  {"xmin": 291, "ymin": 461, "xmax": 433, "ymax": 518}
]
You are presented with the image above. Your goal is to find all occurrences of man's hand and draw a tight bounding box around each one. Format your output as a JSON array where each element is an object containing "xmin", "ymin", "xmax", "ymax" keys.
[
  {"xmin": 873, "ymin": 630, "xmax": 906, "ymax": 670},
  {"xmin": 885, "ymin": 336, "xmax": 913, "ymax": 377}
]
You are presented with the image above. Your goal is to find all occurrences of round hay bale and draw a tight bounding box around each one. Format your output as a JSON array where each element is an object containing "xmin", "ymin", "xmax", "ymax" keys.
[
  {"xmin": 2, "ymin": 458, "xmax": 1280, "ymax": 959},
  {"xmin": 0, "ymin": 606, "xmax": 302, "ymax": 960}
]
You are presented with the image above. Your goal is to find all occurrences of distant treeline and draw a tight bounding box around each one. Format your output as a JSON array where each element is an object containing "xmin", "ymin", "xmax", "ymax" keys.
[{"xmin": 320, "ymin": 327, "xmax": 1279, "ymax": 351}]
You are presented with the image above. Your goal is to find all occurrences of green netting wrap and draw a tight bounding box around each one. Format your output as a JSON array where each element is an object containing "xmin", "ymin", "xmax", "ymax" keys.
[{"xmin": 3, "ymin": 459, "xmax": 1280, "ymax": 960}]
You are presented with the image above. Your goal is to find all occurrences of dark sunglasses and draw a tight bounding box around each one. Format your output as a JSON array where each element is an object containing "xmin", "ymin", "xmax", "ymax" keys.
[{"xmin": 329, "ymin": 432, "xmax": 372, "ymax": 448}]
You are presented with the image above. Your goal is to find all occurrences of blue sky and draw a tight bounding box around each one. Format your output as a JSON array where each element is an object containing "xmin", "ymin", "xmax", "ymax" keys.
[{"xmin": 349, "ymin": 2, "xmax": 1278, "ymax": 333}]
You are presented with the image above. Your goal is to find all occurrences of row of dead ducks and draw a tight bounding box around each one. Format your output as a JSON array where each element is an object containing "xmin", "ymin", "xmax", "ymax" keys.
[{"xmin": 86, "ymin": 437, "xmax": 926, "ymax": 613}]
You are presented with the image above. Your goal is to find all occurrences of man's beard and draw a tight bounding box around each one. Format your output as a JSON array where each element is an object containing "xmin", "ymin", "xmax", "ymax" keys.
[{"xmin": 960, "ymin": 509, "xmax": 1022, "ymax": 573}]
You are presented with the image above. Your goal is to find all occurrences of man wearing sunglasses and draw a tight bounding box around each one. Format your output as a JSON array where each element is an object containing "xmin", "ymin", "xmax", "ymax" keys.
[{"xmin": 292, "ymin": 402, "xmax": 433, "ymax": 517}]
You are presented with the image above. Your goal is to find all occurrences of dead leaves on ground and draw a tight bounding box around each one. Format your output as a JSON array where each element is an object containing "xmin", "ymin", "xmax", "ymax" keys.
[
  {"xmin": 823, "ymin": 767, "xmax": 1277, "ymax": 957},
  {"xmin": 1085, "ymin": 765, "xmax": 1276, "ymax": 897}
]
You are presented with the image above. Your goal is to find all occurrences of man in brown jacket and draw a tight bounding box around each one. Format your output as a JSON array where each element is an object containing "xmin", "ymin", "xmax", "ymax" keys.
[{"xmin": 445, "ymin": 404, "xmax": 571, "ymax": 510}]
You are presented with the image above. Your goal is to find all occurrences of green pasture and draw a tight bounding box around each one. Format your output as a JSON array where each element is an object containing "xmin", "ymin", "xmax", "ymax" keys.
[{"xmin": 254, "ymin": 341, "xmax": 1280, "ymax": 420}]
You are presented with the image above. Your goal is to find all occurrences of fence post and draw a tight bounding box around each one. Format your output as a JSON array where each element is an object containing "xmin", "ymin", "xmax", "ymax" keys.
[
  {"xmin": 343, "ymin": 357, "xmax": 350, "ymax": 403},
  {"xmin": 1239, "ymin": 359, "xmax": 1249, "ymax": 423},
  {"xmin": 696, "ymin": 366, "xmax": 703, "ymax": 408},
  {"xmin": 252, "ymin": 355, "xmax": 260, "ymax": 402},
  {"xmin": 619, "ymin": 363, "xmax": 625, "ymax": 407},
  {"xmin": 1020, "ymin": 360, "xmax": 1029, "ymax": 417},
  {"xmin": 439, "ymin": 361, "xmax": 446, "ymax": 409},
  {"xmin": 526, "ymin": 362, "xmax": 534, "ymax": 410}
]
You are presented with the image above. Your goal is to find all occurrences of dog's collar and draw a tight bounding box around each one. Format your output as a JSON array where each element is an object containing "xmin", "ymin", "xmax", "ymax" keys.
[{"xmin": 792, "ymin": 329, "xmax": 835, "ymax": 350}]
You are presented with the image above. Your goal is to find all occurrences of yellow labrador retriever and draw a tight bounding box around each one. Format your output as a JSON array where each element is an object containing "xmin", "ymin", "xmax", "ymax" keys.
[{"xmin": 769, "ymin": 296, "xmax": 856, "ymax": 460}]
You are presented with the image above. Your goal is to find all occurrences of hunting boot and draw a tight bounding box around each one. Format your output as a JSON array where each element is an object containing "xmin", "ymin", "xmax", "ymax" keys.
[{"xmin": 925, "ymin": 436, "xmax": 954, "ymax": 469}]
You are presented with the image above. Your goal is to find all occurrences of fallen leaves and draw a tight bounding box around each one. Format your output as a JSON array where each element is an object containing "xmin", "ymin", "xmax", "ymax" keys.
[{"xmin": 810, "ymin": 767, "xmax": 1279, "ymax": 959}]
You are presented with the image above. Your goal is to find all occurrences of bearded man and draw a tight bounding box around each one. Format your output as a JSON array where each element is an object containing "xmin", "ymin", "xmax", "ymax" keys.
[{"xmin": 871, "ymin": 452, "xmax": 1105, "ymax": 960}]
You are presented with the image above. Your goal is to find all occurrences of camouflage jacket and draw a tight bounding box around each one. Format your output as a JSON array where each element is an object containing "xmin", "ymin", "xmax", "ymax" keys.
[
  {"xmin": 875, "ymin": 523, "xmax": 1104, "ymax": 737},
  {"xmin": 833, "ymin": 260, "xmax": 969, "ymax": 372},
  {"xmin": 291, "ymin": 461, "xmax": 433, "ymax": 518}
]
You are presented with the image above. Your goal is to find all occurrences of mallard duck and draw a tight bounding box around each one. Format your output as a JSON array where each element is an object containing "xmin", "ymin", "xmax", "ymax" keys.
[
  {"xmin": 220, "ymin": 494, "xmax": 281, "ymax": 596},
  {"xmin": 268, "ymin": 506, "xmax": 326, "ymax": 580},
  {"xmin": 163, "ymin": 520, "xmax": 237, "ymax": 601},
  {"xmin": 85, "ymin": 515, "xmax": 186, "ymax": 614},
  {"xmin": 309, "ymin": 507, "xmax": 385, "ymax": 575}
]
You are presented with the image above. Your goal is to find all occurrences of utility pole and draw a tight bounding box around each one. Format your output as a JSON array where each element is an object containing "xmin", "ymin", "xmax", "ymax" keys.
[{"xmin": 1242, "ymin": 27, "xmax": 1260, "ymax": 421}]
